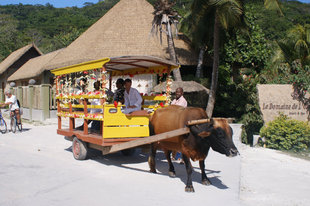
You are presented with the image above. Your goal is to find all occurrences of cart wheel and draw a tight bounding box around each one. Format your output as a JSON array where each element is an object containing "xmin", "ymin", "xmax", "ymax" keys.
[
  {"xmin": 72, "ymin": 137, "xmax": 88, "ymax": 160},
  {"xmin": 121, "ymin": 148, "xmax": 135, "ymax": 156}
]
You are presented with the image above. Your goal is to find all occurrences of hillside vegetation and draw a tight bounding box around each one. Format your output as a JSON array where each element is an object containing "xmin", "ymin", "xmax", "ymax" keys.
[{"xmin": 1, "ymin": 0, "xmax": 309, "ymax": 59}]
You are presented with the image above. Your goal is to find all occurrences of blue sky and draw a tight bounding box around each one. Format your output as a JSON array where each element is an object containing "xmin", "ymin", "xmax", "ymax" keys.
[
  {"xmin": 0, "ymin": 0, "xmax": 100, "ymax": 8},
  {"xmin": 0, "ymin": 0, "xmax": 309, "ymax": 8}
]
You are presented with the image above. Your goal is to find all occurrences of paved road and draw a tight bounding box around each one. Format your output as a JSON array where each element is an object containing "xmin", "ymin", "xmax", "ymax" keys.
[{"xmin": 0, "ymin": 121, "xmax": 242, "ymax": 206}]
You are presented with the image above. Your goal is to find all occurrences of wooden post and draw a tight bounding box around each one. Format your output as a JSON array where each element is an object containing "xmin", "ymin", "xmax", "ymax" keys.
[
  {"xmin": 69, "ymin": 101, "xmax": 74, "ymax": 131},
  {"xmin": 56, "ymin": 77, "xmax": 61, "ymax": 130},
  {"xmin": 40, "ymin": 84, "xmax": 50, "ymax": 120},
  {"xmin": 57, "ymin": 99, "xmax": 61, "ymax": 130},
  {"xmin": 101, "ymin": 66, "xmax": 107, "ymax": 138},
  {"xmin": 165, "ymin": 66, "xmax": 172, "ymax": 105},
  {"xmin": 83, "ymin": 98, "xmax": 88, "ymax": 135},
  {"xmin": 0, "ymin": 88, "xmax": 3, "ymax": 102},
  {"xmin": 28, "ymin": 85, "xmax": 33, "ymax": 122}
]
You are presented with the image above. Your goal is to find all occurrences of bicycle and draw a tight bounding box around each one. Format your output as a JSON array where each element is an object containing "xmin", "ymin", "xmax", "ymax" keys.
[
  {"xmin": 0, "ymin": 109, "xmax": 7, "ymax": 134},
  {"xmin": 10, "ymin": 110, "xmax": 22, "ymax": 133}
]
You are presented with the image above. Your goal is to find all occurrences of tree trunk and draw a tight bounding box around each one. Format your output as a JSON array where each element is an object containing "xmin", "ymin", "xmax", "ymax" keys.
[
  {"xmin": 195, "ymin": 46, "xmax": 206, "ymax": 78},
  {"xmin": 166, "ymin": 21, "xmax": 182, "ymax": 81},
  {"xmin": 206, "ymin": 15, "xmax": 220, "ymax": 118}
]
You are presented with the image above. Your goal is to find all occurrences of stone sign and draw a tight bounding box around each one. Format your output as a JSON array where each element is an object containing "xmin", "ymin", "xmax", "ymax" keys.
[{"xmin": 257, "ymin": 84, "xmax": 308, "ymax": 123}]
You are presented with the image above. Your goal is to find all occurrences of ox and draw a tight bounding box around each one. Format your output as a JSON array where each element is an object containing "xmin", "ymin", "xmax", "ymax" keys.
[{"xmin": 148, "ymin": 105, "xmax": 239, "ymax": 192}]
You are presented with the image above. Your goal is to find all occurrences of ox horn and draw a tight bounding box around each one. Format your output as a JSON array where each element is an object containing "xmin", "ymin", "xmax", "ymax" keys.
[{"xmin": 187, "ymin": 119, "xmax": 211, "ymax": 126}]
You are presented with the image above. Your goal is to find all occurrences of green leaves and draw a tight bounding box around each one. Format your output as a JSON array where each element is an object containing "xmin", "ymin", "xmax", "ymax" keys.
[
  {"xmin": 0, "ymin": 1, "xmax": 118, "ymax": 56},
  {"xmin": 0, "ymin": 14, "xmax": 23, "ymax": 60},
  {"xmin": 260, "ymin": 114, "xmax": 310, "ymax": 152}
]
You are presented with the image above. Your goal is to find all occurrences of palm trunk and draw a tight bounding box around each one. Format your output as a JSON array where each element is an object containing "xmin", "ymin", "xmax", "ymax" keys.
[
  {"xmin": 167, "ymin": 21, "xmax": 182, "ymax": 81},
  {"xmin": 206, "ymin": 15, "xmax": 220, "ymax": 118},
  {"xmin": 195, "ymin": 46, "xmax": 206, "ymax": 78}
]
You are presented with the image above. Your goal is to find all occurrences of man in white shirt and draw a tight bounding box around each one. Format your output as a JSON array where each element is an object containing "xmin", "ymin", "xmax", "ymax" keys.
[
  {"xmin": 171, "ymin": 87, "xmax": 187, "ymax": 108},
  {"xmin": 123, "ymin": 79, "xmax": 142, "ymax": 114},
  {"xmin": 0, "ymin": 90, "xmax": 21, "ymax": 124}
]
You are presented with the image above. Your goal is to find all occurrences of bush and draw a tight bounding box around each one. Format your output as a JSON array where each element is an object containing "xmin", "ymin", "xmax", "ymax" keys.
[{"xmin": 260, "ymin": 114, "xmax": 310, "ymax": 152}]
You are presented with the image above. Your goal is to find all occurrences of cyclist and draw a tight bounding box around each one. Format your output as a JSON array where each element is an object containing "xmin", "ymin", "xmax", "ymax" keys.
[{"xmin": 0, "ymin": 90, "xmax": 21, "ymax": 125}]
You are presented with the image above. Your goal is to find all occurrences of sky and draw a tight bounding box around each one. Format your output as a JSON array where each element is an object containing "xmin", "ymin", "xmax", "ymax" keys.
[
  {"xmin": 0, "ymin": 0, "xmax": 100, "ymax": 8},
  {"xmin": 0, "ymin": 0, "xmax": 309, "ymax": 8}
]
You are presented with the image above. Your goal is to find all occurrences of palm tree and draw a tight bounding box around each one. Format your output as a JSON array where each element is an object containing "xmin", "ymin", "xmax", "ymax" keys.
[
  {"xmin": 185, "ymin": 0, "xmax": 282, "ymax": 117},
  {"xmin": 288, "ymin": 24, "xmax": 310, "ymax": 65},
  {"xmin": 275, "ymin": 24, "xmax": 310, "ymax": 68},
  {"xmin": 188, "ymin": 0, "xmax": 246, "ymax": 117},
  {"xmin": 151, "ymin": 0, "xmax": 182, "ymax": 81},
  {"xmin": 180, "ymin": 9, "xmax": 212, "ymax": 78}
]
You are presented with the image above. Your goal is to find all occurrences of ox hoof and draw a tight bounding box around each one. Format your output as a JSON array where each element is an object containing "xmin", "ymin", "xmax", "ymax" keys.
[
  {"xmin": 185, "ymin": 186, "xmax": 195, "ymax": 193},
  {"xmin": 150, "ymin": 169, "xmax": 157, "ymax": 174},
  {"xmin": 169, "ymin": 171, "xmax": 176, "ymax": 177},
  {"xmin": 202, "ymin": 179, "xmax": 211, "ymax": 186}
]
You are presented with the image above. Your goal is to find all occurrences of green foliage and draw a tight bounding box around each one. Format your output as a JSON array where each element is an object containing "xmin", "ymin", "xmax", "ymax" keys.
[
  {"xmin": 0, "ymin": 0, "xmax": 119, "ymax": 56},
  {"xmin": 224, "ymin": 12, "xmax": 271, "ymax": 73},
  {"xmin": 212, "ymin": 65, "xmax": 264, "ymax": 144},
  {"xmin": 239, "ymin": 83, "xmax": 264, "ymax": 145},
  {"xmin": 214, "ymin": 11, "xmax": 267, "ymax": 144},
  {"xmin": 260, "ymin": 114, "xmax": 310, "ymax": 152},
  {"xmin": 0, "ymin": 14, "xmax": 24, "ymax": 60},
  {"xmin": 244, "ymin": 0, "xmax": 310, "ymax": 41}
]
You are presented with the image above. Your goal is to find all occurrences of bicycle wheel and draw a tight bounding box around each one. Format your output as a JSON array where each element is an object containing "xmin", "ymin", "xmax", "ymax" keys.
[
  {"xmin": 10, "ymin": 117, "xmax": 16, "ymax": 133},
  {"xmin": 0, "ymin": 118, "xmax": 7, "ymax": 134},
  {"xmin": 17, "ymin": 120, "xmax": 22, "ymax": 132}
]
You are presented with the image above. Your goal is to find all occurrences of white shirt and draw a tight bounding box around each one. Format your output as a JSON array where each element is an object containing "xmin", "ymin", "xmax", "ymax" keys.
[
  {"xmin": 5, "ymin": 95, "xmax": 19, "ymax": 111},
  {"xmin": 171, "ymin": 96, "xmax": 187, "ymax": 108},
  {"xmin": 124, "ymin": 87, "xmax": 142, "ymax": 109}
]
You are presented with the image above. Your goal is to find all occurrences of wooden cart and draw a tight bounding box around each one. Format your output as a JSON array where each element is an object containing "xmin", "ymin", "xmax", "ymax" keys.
[{"xmin": 51, "ymin": 56, "xmax": 191, "ymax": 160}]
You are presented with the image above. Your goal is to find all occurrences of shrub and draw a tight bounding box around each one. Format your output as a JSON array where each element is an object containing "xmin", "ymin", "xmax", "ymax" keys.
[{"xmin": 260, "ymin": 114, "xmax": 310, "ymax": 152}]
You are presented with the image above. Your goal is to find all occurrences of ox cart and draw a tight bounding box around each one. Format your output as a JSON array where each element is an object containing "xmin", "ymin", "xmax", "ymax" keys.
[{"xmin": 52, "ymin": 56, "xmax": 205, "ymax": 160}]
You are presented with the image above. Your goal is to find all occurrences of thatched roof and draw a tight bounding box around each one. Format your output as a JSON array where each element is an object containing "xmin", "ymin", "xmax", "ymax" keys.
[
  {"xmin": 44, "ymin": 0, "xmax": 196, "ymax": 71},
  {"xmin": 0, "ymin": 44, "xmax": 42, "ymax": 75},
  {"xmin": 153, "ymin": 81, "xmax": 209, "ymax": 93},
  {"xmin": 8, "ymin": 49, "xmax": 63, "ymax": 81}
]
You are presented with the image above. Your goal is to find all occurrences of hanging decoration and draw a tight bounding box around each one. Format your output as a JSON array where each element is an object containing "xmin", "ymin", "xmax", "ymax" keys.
[
  {"xmin": 165, "ymin": 75, "xmax": 172, "ymax": 104},
  {"xmin": 101, "ymin": 66, "xmax": 108, "ymax": 104}
]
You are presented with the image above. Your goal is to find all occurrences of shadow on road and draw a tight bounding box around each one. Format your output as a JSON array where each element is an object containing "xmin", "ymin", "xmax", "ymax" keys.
[{"xmin": 64, "ymin": 146, "xmax": 228, "ymax": 190}]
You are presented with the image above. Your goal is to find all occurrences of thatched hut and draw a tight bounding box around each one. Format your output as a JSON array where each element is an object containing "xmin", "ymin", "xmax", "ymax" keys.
[
  {"xmin": 44, "ymin": 0, "xmax": 196, "ymax": 71},
  {"xmin": 0, "ymin": 44, "xmax": 42, "ymax": 100},
  {"xmin": 43, "ymin": 0, "xmax": 197, "ymax": 94},
  {"xmin": 8, "ymin": 49, "xmax": 63, "ymax": 86}
]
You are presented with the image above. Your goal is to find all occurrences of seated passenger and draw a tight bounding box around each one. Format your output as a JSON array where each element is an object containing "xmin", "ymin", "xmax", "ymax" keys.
[
  {"xmin": 113, "ymin": 78, "xmax": 125, "ymax": 104},
  {"xmin": 76, "ymin": 81, "xmax": 102, "ymax": 131},
  {"xmin": 171, "ymin": 87, "xmax": 187, "ymax": 108},
  {"xmin": 90, "ymin": 81, "xmax": 103, "ymax": 131},
  {"xmin": 123, "ymin": 78, "xmax": 142, "ymax": 114}
]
